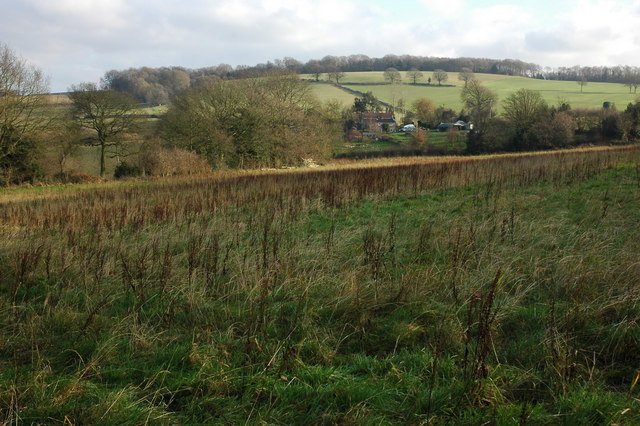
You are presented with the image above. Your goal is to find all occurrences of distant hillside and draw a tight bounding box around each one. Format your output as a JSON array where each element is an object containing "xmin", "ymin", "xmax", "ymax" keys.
[
  {"xmin": 100, "ymin": 55, "xmax": 640, "ymax": 106},
  {"xmin": 307, "ymin": 72, "xmax": 640, "ymax": 112}
]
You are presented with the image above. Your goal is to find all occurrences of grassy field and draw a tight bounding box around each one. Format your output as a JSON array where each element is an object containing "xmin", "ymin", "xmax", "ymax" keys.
[
  {"xmin": 308, "ymin": 82, "xmax": 357, "ymax": 106},
  {"xmin": 339, "ymin": 130, "xmax": 468, "ymax": 158},
  {"xmin": 303, "ymin": 72, "xmax": 640, "ymax": 112},
  {"xmin": 389, "ymin": 129, "xmax": 467, "ymax": 150},
  {"xmin": 336, "ymin": 131, "xmax": 467, "ymax": 160},
  {"xmin": 1, "ymin": 146, "xmax": 639, "ymax": 423}
]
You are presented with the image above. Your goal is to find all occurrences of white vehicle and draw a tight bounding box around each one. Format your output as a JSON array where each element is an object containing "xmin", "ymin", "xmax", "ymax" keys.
[{"xmin": 400, "ymin": 124, "xmax": 416, "ymax": 132}]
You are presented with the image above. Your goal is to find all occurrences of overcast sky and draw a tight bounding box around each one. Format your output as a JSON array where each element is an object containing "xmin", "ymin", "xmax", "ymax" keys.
[{"xmin": 1, "ymin": 0, "xmax": 639, "ymax": 92}]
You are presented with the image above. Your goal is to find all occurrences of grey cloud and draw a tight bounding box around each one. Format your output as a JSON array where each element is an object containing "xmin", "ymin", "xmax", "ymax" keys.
[
  {"xmin": 524, "ymin": 31, "xmax": 572, "ymax": 53},
  {"xmin": 2, "ymin": 0, "xmax": 640, "ymax": 91}
]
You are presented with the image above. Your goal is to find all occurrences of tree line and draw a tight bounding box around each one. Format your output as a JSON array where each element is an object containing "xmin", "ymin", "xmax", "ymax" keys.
[
  {"xmin": 103, "ymin": 56, "xmax": 640, "ymax": 107},
  {"xmin": 103, "ymin": 55, "xmax": 544, "ymax": 105},
  {"xmin": 545, "ymin": 65, "xmax": 640, "ymax": 88},
  {"xmin": 2, "ymin": 41, "xmax": 640, "ymax": 187},
  {"xmin": 0, "ymin": 43, "xmax": 342, "ymax": 184},
  {"xmin": 68, "ymin": 71, "xmax": 342, "ymax": 178}
]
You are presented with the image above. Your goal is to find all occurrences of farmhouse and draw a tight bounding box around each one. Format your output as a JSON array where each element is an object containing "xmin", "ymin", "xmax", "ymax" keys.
[
  {"xmin": 359, "ymin": 112, "xmax": 397, "ymax": 135},
  {"xmin": 437, "ymin": 121, "xmax": 473, "ymax": 131}
]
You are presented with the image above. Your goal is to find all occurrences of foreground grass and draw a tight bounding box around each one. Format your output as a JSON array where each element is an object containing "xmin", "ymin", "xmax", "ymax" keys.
[{"xmin": 1, "ymin": 147, "xmax": 639, "ymax": 423}]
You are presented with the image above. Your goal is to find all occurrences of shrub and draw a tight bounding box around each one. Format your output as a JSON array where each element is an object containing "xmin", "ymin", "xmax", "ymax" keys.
[
  {"xmin": 409, "ymin": 129, "xmax": 428, "ymax": 150},
  {"xmin": 138, "ymin": 148, "xmax": 212, "ymax": 177},
  {"xmin": 0, "ymin": 138, "xmax": 43, "ymax": 186},
  {"xmin": 347, "ymin": 129, "xmax": 363, "ymax": 142},
  {"xmin": 601, "ymin": 112, "xmax": 627, "ymax": 140},
  {"xmin": 114, "ymin": 162, "xmax": 142, "ymax": 179},
  {"xmin": 466, "ymin": 118, "xmax": 511, "ymax": 154},
  {"xmin": 533, "ymin": 112, "xmax": 575, "ymax": 148}
]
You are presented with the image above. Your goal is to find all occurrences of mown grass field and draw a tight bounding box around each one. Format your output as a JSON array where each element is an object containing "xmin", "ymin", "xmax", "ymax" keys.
[
  {"xmin": 308, "ymin": 82, "xmax": 357, "ymax": 106},
  {"xmin": 1, "ymin": 146, "xmax": 639, "ymax": 423},
  {"xmin": 304, "ymin": 72, "xmax": 640, "ymax": 112}
]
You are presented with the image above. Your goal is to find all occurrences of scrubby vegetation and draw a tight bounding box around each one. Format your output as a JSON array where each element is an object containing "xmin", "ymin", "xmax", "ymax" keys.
[
  {"xmin": 159, "ymin": 71, "xmax": 340, "ymax": 169},
  {"xmin": 1, "ymin": 146, "xmax": 639, "ymax": 423}
]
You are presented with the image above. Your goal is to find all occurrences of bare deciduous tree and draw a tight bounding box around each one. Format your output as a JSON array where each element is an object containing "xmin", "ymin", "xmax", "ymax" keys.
[
  {"xmin": 432, "ymin": 69, "xmax": 448, "ymax": 86},
  {"xmin": 0, "ymin": 44, "xmax": 49, "ymax": 164},
  {"xmin": 406, "ymin": 68, "xmax": 423, "ymax": 85},
  {"xmin": 458, "ymin": 67, "xmax": 475, "ymax": 87},
  {"xmin": 578, "ymin": 76, "xmax": 588, "ymax": 93},
  {"xmin": 162, "ymin": 72, "xmax": 337, "ymax": 169},
  {"xmin": 44, "ymin": 114, "xmax": 83, "ymax": 176},
  {"xmin": 503, "ymin": 89, "xmax": 547, "ymax": 132},
  {"xmin": 412, "ymin": 98, "xmax": 436, "ymax": 125},
  {"xmin": 461, "ymin": 79, "xmax": 498, "ymax": 127},
  {"xmin": 383, "ymin": 67, "xmax": 402, "ymax": 84},
  {"xmin": 327, "ymin": 70, "xmax": 346, "ymax": 85},
  {"xmin": 306, "ymin": 60, "xmax": 323, "ymax": 82},
  {"xmin": 621, "ymin": 70, "xmax": 640, "ymax": 94},
  {"xmin": 69, "ymin": 83, "xmax": 137, "ymax": 177}
]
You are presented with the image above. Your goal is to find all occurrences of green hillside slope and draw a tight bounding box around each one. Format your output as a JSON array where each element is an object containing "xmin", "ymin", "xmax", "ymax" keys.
[{"xmin": 305, "ymin": 72, "xmax": 639, "ymax": 112}]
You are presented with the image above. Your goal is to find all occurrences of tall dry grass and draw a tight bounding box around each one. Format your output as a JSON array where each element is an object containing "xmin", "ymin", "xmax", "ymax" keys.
[{"xmin": 0, "ymin": 146, "xmax": 636, "ymax": 232}]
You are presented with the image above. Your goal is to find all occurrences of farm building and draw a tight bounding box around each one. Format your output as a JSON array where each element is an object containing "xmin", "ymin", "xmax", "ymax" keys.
[
  {"xmin": 437, "ymin": 121, "xmax": 473, "ymax": 131},
  {"xmin": 359, "ymin": 112, "xmax": 397, "ymax": 135}
]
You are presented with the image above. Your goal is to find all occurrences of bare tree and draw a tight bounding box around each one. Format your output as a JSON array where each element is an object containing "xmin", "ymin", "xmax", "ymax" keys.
[
  {"xmin": 461, "ymin": 79, "xmax": 497, "ymax": 127},
  {"xmin": 0, "ymin": 44, "xmax": 50, "ymax": 165},
  {"xmin": 432, "ymin": 69, "xmax": 448, "ymax": 86},
  {"xmin": 412, "ymin": 98, "xmax": 436, "ymax": 125},
  {"xmin": 578, "ymin": 75, "xmax": 588, "ymax": 93},
  {"xmin": 162, "ymin": 72, "xmax": 336, "ymax": 169},
  {"xmin": 69, "ymin": 83, "xmax": 137, "ymax": 177},
  {"xmin": 458, "ymin": 67, "xmax": 475, "ymax": 87},
  {"xmin": 502, "ymin": 89, "xmax": 547, "ymax": 132},
  {"xmin": 406, "ymin": 68, "xmax": 423, "ymax": 85},
  {"xmin": 623, "ymin": 72, "xmax": 640, "ymax": 94},
  {"xmin": 327, "ymin": 70, "xmax": 346, "ymax": 85},
  {"xmin": 383, "ymin": 67, "xmax": 402, "ymax": 84},
  {"xmin": 46, "ymin": 114, "xmax": 82, "ymax": 176},
  {"xmin": 306, "ymin": 60, "xmax": 323, "ymax": 82}
]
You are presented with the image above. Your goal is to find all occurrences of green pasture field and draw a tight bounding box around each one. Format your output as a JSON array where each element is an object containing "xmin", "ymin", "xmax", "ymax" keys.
[
  {"xmin": 308, "ymin": 82, "xmax": 357, "ymax": 106},
  {"xmin": 45, "ymin": 93, "xmax": 73, "ymax": 104},
  {"xmin": 303, "ymin": 72, "xmax": 640, "ymax": 112},
  {"xmin": 74, "ymin": 145, "xmax": 135, "ymax": 176},
  {"xmin": 339, "ymin": 130, "xmax": 466, "ymax": 156},
  {"xmin": 388, "ymin": 129, "xmax": 467, "ymax": 149},
  {"xmin": 340, "ymin": 139, "xmax": 400, "ymax": 153}
]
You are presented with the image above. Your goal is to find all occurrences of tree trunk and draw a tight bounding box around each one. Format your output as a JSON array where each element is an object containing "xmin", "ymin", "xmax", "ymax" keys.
[{"xmin": 100, "ymin": 142, "xmax": 106, "ymax": 177}]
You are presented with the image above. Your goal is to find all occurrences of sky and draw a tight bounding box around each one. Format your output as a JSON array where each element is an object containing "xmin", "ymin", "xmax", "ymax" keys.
[{"xmin": 1, "ymin": 0, "xmax": 639, "ymax": 92}]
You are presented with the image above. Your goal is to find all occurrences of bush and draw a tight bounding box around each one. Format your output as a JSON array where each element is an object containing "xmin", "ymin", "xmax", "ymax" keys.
[
  {"xmin": 533, "ymin": 112, "xmax": 575, "ymax": 148},
  {"xmin": 601, "ymin": 113, "xmax": 627, "ymax": 140},
  {"xmin": 409, "ymin": 129, "xmax": 428, "ymax": 150},
  {"xmin": 0, "ymin": 138, "xmax": 43, "ymax": 186},
  {"xmin": 138, "ymin": 148, "xmax": 212, "ymax": 177},
  {"xmin": 466, "ymin": 118, "xmax": 511, "ymax": 154},
  {"xmin": 113, "ymin": 162, "xmax": 142, "ymax": 179},
  {"xmin": 347, "ymin": 129, "xmax": 363, "ymax": 142}
]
